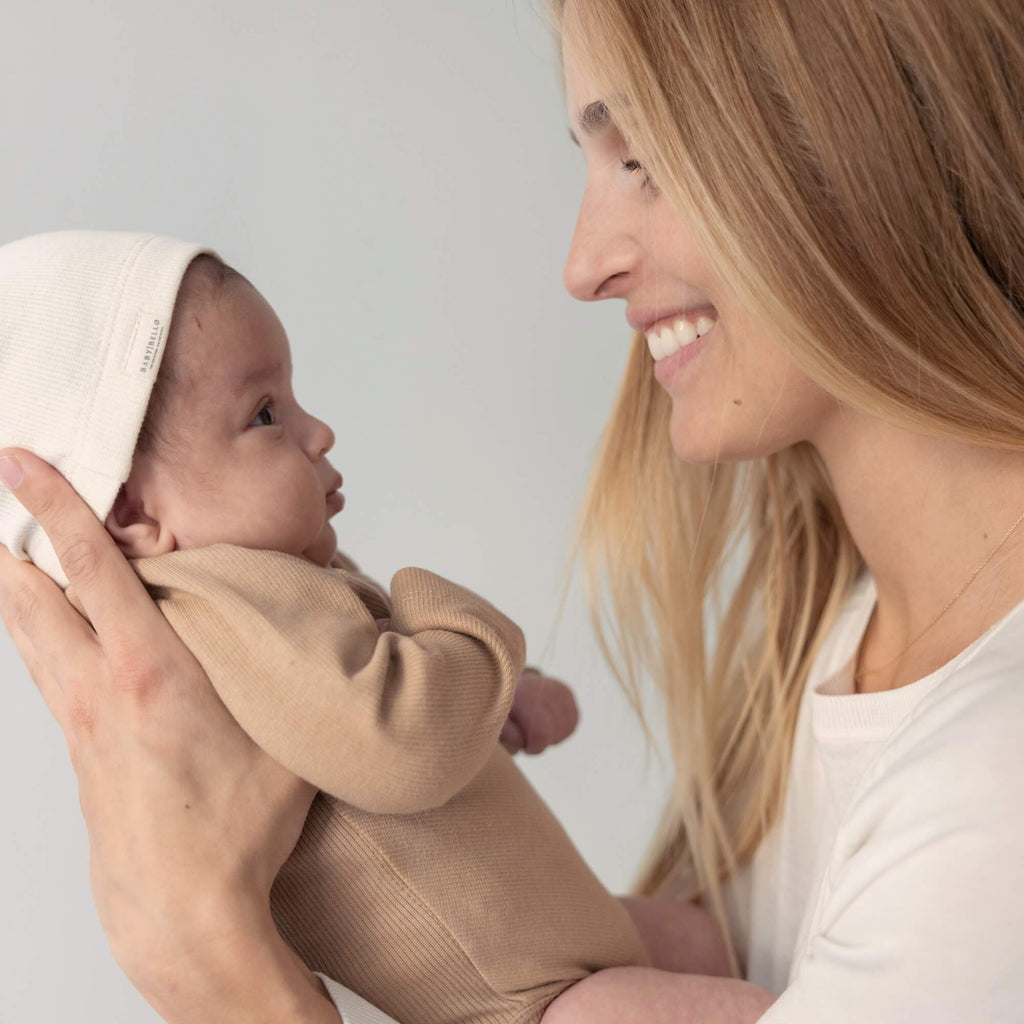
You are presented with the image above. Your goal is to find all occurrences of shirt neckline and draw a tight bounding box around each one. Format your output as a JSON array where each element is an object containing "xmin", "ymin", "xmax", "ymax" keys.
[{"xmin": 811, "ymin": 570, "xmax": 1024, "ymax": 738}]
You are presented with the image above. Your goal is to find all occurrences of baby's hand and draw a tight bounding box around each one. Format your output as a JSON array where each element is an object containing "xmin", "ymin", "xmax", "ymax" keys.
[{"xmin": 499, "ymin": 667, "xmax": 579, "ymax": 755}]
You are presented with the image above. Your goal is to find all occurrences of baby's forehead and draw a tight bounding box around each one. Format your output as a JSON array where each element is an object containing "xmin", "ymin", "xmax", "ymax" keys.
[
  {"xmin": 165, "ymin": 311, "xmax": 290, "ymax": 412},
  {"xmin": 170, "ymin": 349, "xmax": 276, "ymax": 404}
]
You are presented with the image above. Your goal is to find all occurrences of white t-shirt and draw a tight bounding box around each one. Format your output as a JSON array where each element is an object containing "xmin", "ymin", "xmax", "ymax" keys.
[
  {"xmin": 322, "ymin": 569, "xmax": 1024, "ymax": 1022},
  {"xmin": 726, "ymin": 568, "xmax": 1024, "ymax": 1021},
  {"xmin": 317, "ymin": 972, "xmax": 399, "ymax": 1023}
]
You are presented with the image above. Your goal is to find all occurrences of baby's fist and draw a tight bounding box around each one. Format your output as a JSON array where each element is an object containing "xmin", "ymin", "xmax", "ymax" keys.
[{"xmin": 499, "ymin": 667, "xmax": 579, "ymax": 755}]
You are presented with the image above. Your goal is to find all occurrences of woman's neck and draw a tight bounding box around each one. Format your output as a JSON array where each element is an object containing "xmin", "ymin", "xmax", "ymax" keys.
[{"xmin": 813, "ymin": 406, "xmax": 1024, "ymax": 692}]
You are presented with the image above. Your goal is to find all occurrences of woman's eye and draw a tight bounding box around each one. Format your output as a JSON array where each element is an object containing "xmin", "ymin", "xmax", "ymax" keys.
[
  {"xmin": 251, "ymin": 400, "xmax": 276, "ymax": 427},
  {"xmin": 620, "ymin": 158, "xmax": 656, "ymax": 191}
]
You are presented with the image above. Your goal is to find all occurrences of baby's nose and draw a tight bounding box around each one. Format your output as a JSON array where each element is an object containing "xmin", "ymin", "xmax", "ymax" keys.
[{"xmin": 307, "ymin": 412, "xmax": 335, "ymax": 458}]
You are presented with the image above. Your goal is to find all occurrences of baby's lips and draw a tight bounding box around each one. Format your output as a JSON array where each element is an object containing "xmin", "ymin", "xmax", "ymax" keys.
[{"xmin": 326, "ymin": 489, "xmax": 345, "ymax": 514}]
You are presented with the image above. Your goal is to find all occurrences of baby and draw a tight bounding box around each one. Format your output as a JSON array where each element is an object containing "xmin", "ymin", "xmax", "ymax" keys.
[{"xmin": 0, "ymin": 231, "xmax": 648, "ymax": 1024}]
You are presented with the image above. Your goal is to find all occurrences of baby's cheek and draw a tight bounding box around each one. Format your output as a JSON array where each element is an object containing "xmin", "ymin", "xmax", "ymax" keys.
[
  {"xmin": 221, "ymin": 488, "xmax": 304, "ymax": 551},
  {"xmin": 294, "ymin": 483, "xmax": 334, "ymax": 542},
  {"xmin": 232, "ymin": 466, "xmax": 328, "ymax": 556}
]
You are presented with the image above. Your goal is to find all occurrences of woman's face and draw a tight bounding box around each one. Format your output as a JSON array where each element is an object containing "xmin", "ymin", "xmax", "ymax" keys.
[{"xmin": 560, "ymin": 28, "xmax": 836, "ymax": 463}]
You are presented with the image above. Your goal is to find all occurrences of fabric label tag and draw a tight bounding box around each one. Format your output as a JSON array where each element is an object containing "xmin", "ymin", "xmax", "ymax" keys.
[{"xmin": 122, "ymin": 311, "xmax": 166, "ymax": 377}]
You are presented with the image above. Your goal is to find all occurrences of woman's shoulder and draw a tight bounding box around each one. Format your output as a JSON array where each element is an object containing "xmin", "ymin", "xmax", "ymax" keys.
[
  {"xmin": 901, "ymin": 597, "xmax": 1024, "ymax": 752},
  {"xmin": 847, "ymin": 615, "xmax": 1024, "ymax": 832}
]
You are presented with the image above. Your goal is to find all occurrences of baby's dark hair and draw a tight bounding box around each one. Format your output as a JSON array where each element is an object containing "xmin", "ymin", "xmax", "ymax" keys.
[{"xmin": 134, "ymin": 253, "xmax": 250, "ymax": 465}]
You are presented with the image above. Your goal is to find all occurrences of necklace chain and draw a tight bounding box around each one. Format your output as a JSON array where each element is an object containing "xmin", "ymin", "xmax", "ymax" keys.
[{"xmin": 854, "ymin": 507, "xmax": 1024, "ymax": 686}]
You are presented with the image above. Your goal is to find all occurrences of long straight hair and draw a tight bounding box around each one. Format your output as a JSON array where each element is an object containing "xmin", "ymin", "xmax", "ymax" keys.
[{"xmin": 550, "ymin": 0, "xmax": 1024, "ymax": 974}]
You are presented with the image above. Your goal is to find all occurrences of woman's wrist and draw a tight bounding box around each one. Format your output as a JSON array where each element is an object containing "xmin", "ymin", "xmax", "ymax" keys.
[{"xmin": 128, "ymin": 892, "xmax": 342, "ymax": 1023}]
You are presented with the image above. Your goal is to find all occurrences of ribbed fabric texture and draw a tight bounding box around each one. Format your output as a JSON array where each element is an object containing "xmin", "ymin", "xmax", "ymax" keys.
[
  {"xmin": 0, "ymin": 231, "xmax": 215, "ymax": 587},
  {"xmin": 64, "ymin": 544, "xmax": 648, "ymax": 1023}
]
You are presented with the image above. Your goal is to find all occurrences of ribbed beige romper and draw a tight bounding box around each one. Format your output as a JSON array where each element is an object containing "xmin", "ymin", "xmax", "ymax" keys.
[{"xmin": 65, "ymin": 544, "xmax": 648, "ymax": 1024}]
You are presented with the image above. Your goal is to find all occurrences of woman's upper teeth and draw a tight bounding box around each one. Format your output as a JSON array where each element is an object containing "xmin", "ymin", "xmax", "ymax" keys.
[{"xmin": 646, "ymin": 314, "xmax": 717, "ymax": 360}]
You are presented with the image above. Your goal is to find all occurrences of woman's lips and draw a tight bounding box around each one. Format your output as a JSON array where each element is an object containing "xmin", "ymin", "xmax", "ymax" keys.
[
  {"xmin": 627, "ymin": 303, "xmax": 718, "ymax": 335},
  {"xmin": 652, "ymin": 321, "xmax": 715, "ymax": 388}
]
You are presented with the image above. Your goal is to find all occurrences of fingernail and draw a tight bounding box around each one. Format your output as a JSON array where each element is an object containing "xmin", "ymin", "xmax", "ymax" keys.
[{"xmin": 0, "ymin": 456, "xmax": 23, "ymax": 489}]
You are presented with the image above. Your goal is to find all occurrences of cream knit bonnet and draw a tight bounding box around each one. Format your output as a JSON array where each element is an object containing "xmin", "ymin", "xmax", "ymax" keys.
[{"xmin": 0, "ymin": 230, "xmax": 216, "ymax": 588}]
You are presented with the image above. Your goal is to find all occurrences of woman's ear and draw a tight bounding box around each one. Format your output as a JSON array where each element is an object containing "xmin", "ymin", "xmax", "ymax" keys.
[{"xmin": 104, "ymin": 483, "xmax": 177, "ymax": 558}]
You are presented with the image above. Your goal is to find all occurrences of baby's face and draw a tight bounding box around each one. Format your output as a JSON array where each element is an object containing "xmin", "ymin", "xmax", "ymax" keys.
[{"xmin": 131, "ymin": 279, "xmax": 343, "ymax": 566}]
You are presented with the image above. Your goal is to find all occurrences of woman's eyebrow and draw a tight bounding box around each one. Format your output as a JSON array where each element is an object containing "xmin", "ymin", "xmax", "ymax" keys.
[{"xmin": 569, "ymin": 100, "xmax": 611, "ymax": 146}]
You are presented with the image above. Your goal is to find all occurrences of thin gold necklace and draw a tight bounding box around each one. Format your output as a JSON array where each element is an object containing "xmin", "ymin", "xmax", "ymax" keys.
[{"xmin": 854, "ymin": 507, "xmax": 1024, "ymax": 689}]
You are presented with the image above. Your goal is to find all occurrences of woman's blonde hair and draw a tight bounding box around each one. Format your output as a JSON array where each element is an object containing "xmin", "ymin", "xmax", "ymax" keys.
[{"xmin": 551, "ymin": 0, "xmax": 1024, "ymax": 974}]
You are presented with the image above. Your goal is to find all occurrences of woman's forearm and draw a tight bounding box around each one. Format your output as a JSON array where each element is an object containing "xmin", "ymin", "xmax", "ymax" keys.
[
  {"xmin": 129, "ymin": 895, "xmax": 342, "ymax": 1024},
  {"xmin": 541, "ymin": 967, "xmax": 776, "ymax": 1024},
  {"xmin": 619, "ymin": 896, "xmax": 735, "ymax": 977}
]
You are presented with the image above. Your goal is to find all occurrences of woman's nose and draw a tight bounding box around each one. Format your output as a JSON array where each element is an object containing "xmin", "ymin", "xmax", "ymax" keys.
[{"xmin": 562, "ymin": 182, "xmax": 641, "ymax": 302}]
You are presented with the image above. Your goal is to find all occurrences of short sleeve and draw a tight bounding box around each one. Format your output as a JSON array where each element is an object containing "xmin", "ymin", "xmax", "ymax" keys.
[
  {"xmin": 316, "ymin": 973, "xmax": 402, "ymax": 1024},
  {"xmin": 761, "ymin": 674, "xmax": 1024, "ymax": 1023}
]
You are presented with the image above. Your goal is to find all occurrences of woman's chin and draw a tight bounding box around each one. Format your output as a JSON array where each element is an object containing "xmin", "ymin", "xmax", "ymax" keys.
[
  {"xmin": 667, "ymin": 399, "xmax": 788, "ymax": 464},
  {"xmin": 667, "ymin": 405, "xmax": 731, "ymax": 464}
]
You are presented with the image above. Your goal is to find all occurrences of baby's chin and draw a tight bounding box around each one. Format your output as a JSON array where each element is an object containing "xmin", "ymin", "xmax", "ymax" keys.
[{"xmin": 301, "ymin": 524, "xmax": 339, "ymax": 567}]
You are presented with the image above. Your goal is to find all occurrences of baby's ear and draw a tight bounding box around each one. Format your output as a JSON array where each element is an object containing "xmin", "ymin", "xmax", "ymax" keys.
[{"xmin": 104, "ymin": 484, "xmax": 176, "ymax": 558}]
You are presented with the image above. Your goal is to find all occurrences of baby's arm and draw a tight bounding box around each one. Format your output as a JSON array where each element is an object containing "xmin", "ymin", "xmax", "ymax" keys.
[
  {"xmin": 351, "ymin": 563, "xmax": 527, "ymax": 809},
  {"xmin": 79, "ymin": 544, "xmax": 526, "ymax": 814}
]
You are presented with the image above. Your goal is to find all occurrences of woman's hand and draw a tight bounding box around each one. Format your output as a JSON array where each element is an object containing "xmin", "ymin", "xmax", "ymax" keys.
[
  {"xmin": 499, "ymin": 666, "xmax": 580, "ymax": 755},
  {"xmin": 0, "ymin": 449, "xmax": 341, "ymax": 1022}
]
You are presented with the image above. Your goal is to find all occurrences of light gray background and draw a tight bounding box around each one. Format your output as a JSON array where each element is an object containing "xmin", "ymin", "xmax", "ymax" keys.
[{"xmin": 0, "ymin": 2, "xmax": 674, "ymax": 1019}]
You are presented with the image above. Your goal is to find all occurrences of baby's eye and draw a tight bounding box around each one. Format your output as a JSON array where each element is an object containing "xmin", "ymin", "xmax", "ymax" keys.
[{"xmin": 251, "ymin": 400, "xmax": 276, "ymax": 427}]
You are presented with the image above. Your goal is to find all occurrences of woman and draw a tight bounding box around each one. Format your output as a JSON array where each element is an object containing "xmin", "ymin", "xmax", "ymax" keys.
[{"xmin": 2, "ymin": 0, "xmax": 1022, "ymax": 1019}]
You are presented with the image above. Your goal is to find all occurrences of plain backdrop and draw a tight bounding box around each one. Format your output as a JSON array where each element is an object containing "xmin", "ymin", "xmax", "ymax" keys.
[{"xmin": 0, "ymin": 2, "xmax": 676, "ymax": 1019}]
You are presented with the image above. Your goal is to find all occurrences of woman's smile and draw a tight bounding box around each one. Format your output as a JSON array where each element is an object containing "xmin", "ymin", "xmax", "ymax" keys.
[{"xmin": 652, "ymin": 318, "xmax": 717, "ymax": 389}]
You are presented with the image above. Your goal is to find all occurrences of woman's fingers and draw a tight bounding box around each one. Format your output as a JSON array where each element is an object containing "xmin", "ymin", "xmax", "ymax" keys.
[
  {"xmin": 0, "ymin": 452, "xmax": 327, "ymax": 1012},
  {"xmin": 0, "ymin": 541, "xmax": 94, "ymax": 728},
  {"xmin": 0, "ymin": 448, "xmax": 167, "ymax": 644}
]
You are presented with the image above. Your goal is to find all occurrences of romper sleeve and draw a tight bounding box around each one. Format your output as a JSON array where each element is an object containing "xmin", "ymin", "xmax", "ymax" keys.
[
  {"xmin": 760, "ymin": 671, "xmax": 1024, "ymax": 1023},
  {"xmin": 65, "ymin": 543, "xmax": 526, "ymax": 814}
]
